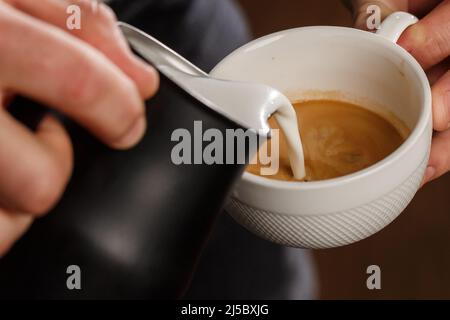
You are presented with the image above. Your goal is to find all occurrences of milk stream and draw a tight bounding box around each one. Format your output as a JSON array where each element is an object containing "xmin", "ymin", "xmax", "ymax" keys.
[{"xmin": 273, "ymin": 102, "xmax": 306, "ymax": 180}]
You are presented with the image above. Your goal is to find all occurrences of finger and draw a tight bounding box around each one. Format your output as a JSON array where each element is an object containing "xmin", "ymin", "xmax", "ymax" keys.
[
  {"xmin": 431, "ymin": 69, "xmax": 450, "ymax": 131},
  {"xmin": 0, "ymin": 3, "xmax": 146, "ymax": 149},
  {"xmin": 0, "ymin": 209, "xmax": 33, "ymax": 257},
  {"xmin": 398, "ymin": 0, "xmax": 450, "ymax": 70},
  {"xmin": 352, "ymin": 0, "xmax": 408, "ymax": 30},
  {"xmin": 425, "ymin": 129, "xmax": 450, "ymax": 184},
  {"xmin": 0, "ymin": 112, "xmax": 73, "ymax": 216},
  {"xmin": 4, "ymin": 0, "xmax": 158, "ymax": 99}
]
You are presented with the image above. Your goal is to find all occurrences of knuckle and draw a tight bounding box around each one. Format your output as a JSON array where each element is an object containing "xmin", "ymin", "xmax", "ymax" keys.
[
  {"xmin": 432, "ymin": 85, "xmax": 450, "ymax": 131},
  {"xmin": 97, "ymin": 3, "xmax": 117, "ymax": 24},
  {"xmin": 424, "ymin": 33, "xmax": 450, "ymax": 65},
  {"xmin": 59, "ymin": 54, "xmax": 101, "ymax": 107},
  {"xmin": 432, "ymin": 103, "xmax": 449, "ymax": 132}
]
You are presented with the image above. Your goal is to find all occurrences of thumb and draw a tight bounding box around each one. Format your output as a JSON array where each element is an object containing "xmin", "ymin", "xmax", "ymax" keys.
[{"xmin": 352, "ymin": 0, "xmax": 408, "ymax": 30}]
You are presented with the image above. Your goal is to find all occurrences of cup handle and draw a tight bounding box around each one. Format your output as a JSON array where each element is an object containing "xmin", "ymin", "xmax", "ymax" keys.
[{"xmin": 376, "ymin": 11, "xmax": 418, "ymax": 43}]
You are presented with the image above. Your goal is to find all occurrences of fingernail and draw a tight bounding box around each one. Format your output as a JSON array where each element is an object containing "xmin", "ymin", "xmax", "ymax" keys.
[
  {"xmin": 423, "ymin": 166, "xmax": 436, "ymax": 184},
  {"xmin": 113, "ymin": 116, "xmax": 147, "ymax": 149}
]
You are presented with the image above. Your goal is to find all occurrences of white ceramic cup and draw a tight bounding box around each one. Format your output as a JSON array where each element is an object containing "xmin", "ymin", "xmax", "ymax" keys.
[{"xmin": 210, "ymin": 12, "xmax": 432, "ymax": 249}]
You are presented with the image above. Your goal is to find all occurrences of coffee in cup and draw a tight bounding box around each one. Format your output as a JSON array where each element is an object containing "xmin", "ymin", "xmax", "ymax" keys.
[{"xmin": 247, "ymin": 99, "xmax": 409, "ymax": 182}]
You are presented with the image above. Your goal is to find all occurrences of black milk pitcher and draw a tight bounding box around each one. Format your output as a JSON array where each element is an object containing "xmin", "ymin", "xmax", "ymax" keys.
[{"xmin": 0, "ymin": 24, "xmax": 285, "ymax": 299}]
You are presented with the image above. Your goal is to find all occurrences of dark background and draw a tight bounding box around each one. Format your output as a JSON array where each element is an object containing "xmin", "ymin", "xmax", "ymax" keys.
[{"xmin": 237, "ymin": 0, "xmax": 450, "ymax": 299}]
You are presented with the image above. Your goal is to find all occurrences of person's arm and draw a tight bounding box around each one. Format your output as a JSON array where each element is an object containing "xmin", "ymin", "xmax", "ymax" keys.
[
  {"xmin": 350, "ymin": 0, "xmax": 450, "ymax": 184},
  {"xmin": 0, "ymin": 0, "xmax": 158, "ymax": 255}
]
